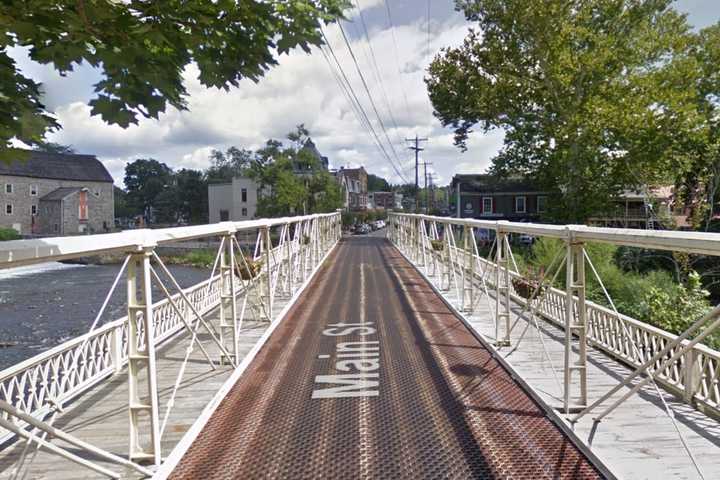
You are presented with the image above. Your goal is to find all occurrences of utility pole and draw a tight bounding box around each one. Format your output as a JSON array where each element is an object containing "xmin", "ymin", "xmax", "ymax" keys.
[
  {"xmin": 406, "ymin": 135, "xmax": 428, "ymax": 212},
  {"xmin": 422, "ymin": 161, "xmax": 433, "ymax": 213},
  {"xmin": 428, "ymin": 173, "xmax": 436, "ymax": 213}
]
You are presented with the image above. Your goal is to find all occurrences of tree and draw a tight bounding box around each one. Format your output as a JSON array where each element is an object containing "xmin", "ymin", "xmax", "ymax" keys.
[
  {"xmin": 0, "ymin": 1, "xmax": 348, "ymax": 155},
  {"xmin": 34, "ymin": 142, "xmax": 75, "ymax": 155},
  {"xmin": 367, "ymin": 174, "xmax": 390, "ymax": 192},
  {"xmin": 113, "ymin": 186, "xmax": 137, "ymax": 219},
  {"xmin": 206, "ymin": 147, "xmax": 253, "ymax": 184},
  {"xmin": 427, "ymin": 0, "xmax": 698, "ymax": 221},
  {"xmin": 175, "ymin": 169, "xmax": 208, "ymax": 223},
  {"xmin": 308, "ymin": 171, "xmax": 343, "ymax": 213},
  {"xmin": 123, "ymin": 159, "xmax": 174, "ymax": 214},
  {"xmin": 249, "ymin": 126, "xmax": 343, "ymax": 217}
]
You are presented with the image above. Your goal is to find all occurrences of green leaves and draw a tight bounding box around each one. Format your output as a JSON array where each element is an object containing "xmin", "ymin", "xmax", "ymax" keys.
[
  {"xmin": 0, "ymin": 0, "xmax": 349, "ymax": 156},
  {"xmin": 428, "ymin": 0, "xmax": 712, "ymax": 222}
]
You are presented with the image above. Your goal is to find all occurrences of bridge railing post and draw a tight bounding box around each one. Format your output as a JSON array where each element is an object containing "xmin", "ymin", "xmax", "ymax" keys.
[
  {"xmin": 126, "ymin": 245, "xmax": 161, "ymax": 466},
  {"xmin": 218, "ymin": 230, "xmax": 238, "ymax": 364},
  {"xmin": 495, "ymin": 228, "xmax": 511, "ymax": 346},
  {"xmin": 462, "ymin": 225, "xmax": 475, "ymax": 313},
  {"xmin": 563, "ymin": 231, "xmax": 588, "ymax": 413},
  {"xmin": 262, "ymin": 226, "xmax": 274, "ymax": 317}
]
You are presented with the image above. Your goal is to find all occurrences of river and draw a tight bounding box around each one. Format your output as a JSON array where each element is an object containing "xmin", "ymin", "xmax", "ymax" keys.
[{"xmin": 0, "ymin": 261, "xmax": 211, "ymax": 371}]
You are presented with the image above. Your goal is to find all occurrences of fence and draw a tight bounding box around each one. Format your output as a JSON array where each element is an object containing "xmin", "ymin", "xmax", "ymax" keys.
[
  {"xmin": 0, "ymin": 212, "xmax": 341, "ymax": 472},
  {"xmin": 388, "ymin": 213, "xmax": 720, "ymax": 419}
]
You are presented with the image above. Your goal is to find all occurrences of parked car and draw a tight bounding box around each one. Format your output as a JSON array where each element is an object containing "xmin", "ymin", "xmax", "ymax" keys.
[
  {"xmin": 517, "ymin": 233, "xmax": 535, "ymax": 245},
  {"xmin": 354, "ymin": 224, "xmax": 371, "ymax": 235}
]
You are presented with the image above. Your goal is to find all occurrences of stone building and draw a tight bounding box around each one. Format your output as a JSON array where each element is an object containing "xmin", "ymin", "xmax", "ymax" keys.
[{"xmin": 0, "ymin": 150, "xmax": 114, "ymax": 235}]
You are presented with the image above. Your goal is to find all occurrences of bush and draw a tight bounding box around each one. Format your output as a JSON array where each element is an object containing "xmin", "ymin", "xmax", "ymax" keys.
[
  {"xmin": 0, "ymin": 227, "xmax": 20, "ymax": 241},
  {"xmin": 514, "ymin": 238, "xmax": 717, "ymax": 350}
]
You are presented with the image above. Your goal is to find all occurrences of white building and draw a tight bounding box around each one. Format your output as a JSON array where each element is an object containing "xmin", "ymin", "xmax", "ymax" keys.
[{"xmin": 208, "ymin": 177, "xmax": 260, "ymax": 223}]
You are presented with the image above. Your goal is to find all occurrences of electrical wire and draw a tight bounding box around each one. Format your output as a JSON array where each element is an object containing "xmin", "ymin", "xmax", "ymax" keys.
[
  {"xmin": 335, "ymin": 21, "xmax": 409, "ymax": 177},
  {"xmin": 319, "ymin": 29, "xmax": 410, "ymax": 183}
]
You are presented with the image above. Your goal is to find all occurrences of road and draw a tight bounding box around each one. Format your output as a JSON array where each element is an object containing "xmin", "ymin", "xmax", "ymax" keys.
[{"xmin": 169, "ymin": 236, "xmax": 608, "ymax": 479}]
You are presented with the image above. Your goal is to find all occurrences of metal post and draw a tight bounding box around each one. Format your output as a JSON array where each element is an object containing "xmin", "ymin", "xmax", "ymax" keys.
[
  {"xmin": 683, "ymin": 349, "xmax": 701, "ymax": 404},
  {"xmin": 126, "ymin": 248, "xmax": 161, "ymax": 465},
  {"xmin": 110, "ymin": 327, "xmax": 123, "ymax": 375},
  {"xmin": 563, "ymin": 237, "xmax": 588, "ymax": 413},
  {"xmin": 495, "ymin": 230, "xmax": 511, "ymax": 346},
  {"xmin": 462, "ymin": 225, "xmax": 475, "ymax": 312},
  {"xmin": 218, "ymin": 232, "xmax": 238, "ymax": 364},
  {"xmin": 263, "ymin": 226, "xmax": 273, "ymax": 316}
]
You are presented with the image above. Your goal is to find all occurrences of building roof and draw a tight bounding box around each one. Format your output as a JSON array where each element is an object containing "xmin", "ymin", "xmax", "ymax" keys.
[
  {"xmin": 451, "ymin": 174, "xmax": 546, "ymax": 193},
  {"xmin": 0, "ymin": 150, "xmax": 113, "ymax": 183},
  {"xmin": 40, "ymin": 187, "xmax": 82, "ymax": 201}
]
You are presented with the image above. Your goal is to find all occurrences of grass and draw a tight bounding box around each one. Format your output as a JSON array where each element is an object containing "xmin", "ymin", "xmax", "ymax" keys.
[
  {"xmin": 162, "ymin": 249, "xmax": 216, "ymax": 268},
  {"xmin": 0, "ymin": 227, "xmax": 20, "ymax": 241}
]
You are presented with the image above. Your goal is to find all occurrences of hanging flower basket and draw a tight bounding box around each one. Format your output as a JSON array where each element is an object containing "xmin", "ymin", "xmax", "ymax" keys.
[
  {"xmin": 430, "ymin": 239, "xmax": 444, "ymax": 252},
  {"xmin": 511, "ymin": 277, "xmax": 545, "ymax": 300},
  {"xmin": 237, "ymin": 257, "xmax": 262, "ymax": 280}
]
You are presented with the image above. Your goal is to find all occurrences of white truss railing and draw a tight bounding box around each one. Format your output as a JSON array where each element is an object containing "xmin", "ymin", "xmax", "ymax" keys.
[
  {"xmin": 0, "ymin": 212, "xmax": 341, "ymax": 476},
  {"xmin": 0, "ymin": 274, "xmax": 223, "ymax": 445},
  {"xmin": 389, "ymin": 213, "xmax": 720, "ymax": 420}
]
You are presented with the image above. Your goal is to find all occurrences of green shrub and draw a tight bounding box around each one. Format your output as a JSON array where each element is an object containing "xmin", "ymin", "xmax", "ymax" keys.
[
  {"xmin": 0, "ymin": 227, "xmax": 20, "ymax": 241},
  {"xmin": 515, "ymin": 238, "xmax": 717, "ymax": 350}
]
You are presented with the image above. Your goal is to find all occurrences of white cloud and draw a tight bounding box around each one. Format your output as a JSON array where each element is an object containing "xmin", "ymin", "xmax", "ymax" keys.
[{"xmin": 23, "ymin": 6, "xmax": 502, "ymax": 189}]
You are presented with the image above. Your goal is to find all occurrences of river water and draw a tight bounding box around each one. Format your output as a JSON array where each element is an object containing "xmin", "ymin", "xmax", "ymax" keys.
[{"xmin": 0, "ymin": 262, "xmax": 211, "ymax": 371}]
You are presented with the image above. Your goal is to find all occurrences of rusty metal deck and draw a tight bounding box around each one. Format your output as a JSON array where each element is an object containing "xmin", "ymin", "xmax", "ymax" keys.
[{"xmin": 167, "ymin": 237, "xmax": 611, "ymax": 479}]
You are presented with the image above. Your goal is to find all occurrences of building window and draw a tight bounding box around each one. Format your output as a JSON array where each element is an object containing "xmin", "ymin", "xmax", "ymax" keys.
[
  {"xmin": 31, "ymin": 205, "xmax": 37, "ymax": 216},
  {"xmin": 219, "ymin": 209, "xmax": 229, "ymax": 221},
  {"xmin": 537, "ymin": 196, "xmax": 547, "ymax": 213},
  {"xmin": 78, "ymin": 191, "xmax": 88, "ymax": 221},
  {"xmin": 29, "ymin": 185, "xmax": 37, "ymax": 196},
  {"xmin": 482, "ymin": 197, "xmax": 492, "ymax": 214},
  {"xmin": 515, "ymin": 196, "xmax": 526, "ymax": 213},
  {"xmin": 241, "ymin": 207, "xmax": 248, "ymax": 217},
  {"xmin": 5, "ymin": 184, "xmax": 13, "ymax": 194},
  {"xmin": 241, "ymin": 188, "xmax": 247, "ymax": 202},
  {"xmin": 5, "ymin": 204, "xmax": 12, "ymax": 215}
]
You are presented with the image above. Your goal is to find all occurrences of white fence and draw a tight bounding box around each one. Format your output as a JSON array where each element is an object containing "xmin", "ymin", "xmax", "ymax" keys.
[
  {"xmin": 0, "ymin": 212, "xmax": 341, "ymax": 462},
  {"xmin": 389, "ymin": 213, "xmax": 720, "ymax": 419}
]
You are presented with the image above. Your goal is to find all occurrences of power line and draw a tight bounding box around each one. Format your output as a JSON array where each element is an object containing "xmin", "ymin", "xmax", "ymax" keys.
[
  {"xmin": 319, "ymin": 29, "xmax": 409, "ymax": 183},
  {"xmin": 425, "ymin": 0, "xmax": 434, "ymax": 121},
  {"xmin": 382, "ymin": 0, "xmax": 412, "ymax": 123},
  {"xmin": 336, "ymin": 21, "xmax": 408, "ymax": 177},
  {"xmin": 353, "ymin": 0, "xmax": 411, "ymax": 168}
]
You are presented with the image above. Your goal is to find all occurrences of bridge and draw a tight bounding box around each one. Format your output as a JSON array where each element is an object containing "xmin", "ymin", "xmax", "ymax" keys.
[{"xmin": 0, "ymin": 212, "xmax": 717, "ymax": 479}]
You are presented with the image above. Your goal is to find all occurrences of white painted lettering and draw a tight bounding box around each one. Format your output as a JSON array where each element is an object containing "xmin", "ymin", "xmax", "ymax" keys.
[
  {"xmin": 322, "ymin": 326, "xmax": 377, "ymax": 336},
  {"xmin": 336, "ymin": 359, "xmax": 380, "ymax": 372},
  {"xmin": 312, "ymin": 374, "xmax": 379, "ymax": 398}
]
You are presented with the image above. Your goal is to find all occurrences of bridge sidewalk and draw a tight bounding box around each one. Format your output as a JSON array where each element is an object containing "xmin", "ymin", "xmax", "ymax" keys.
[
  {"xmin": 408, "ymin": 245, "xmax": 720, "ymax": 480},
  {"xmin": 0, "ymin": 299, "xmax": 279, "ymax": 479}
]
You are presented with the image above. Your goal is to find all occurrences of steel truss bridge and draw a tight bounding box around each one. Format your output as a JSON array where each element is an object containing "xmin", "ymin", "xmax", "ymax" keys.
[{"xmin": 0, "ymin": 212, "xmax": 717, "ymax": 479}]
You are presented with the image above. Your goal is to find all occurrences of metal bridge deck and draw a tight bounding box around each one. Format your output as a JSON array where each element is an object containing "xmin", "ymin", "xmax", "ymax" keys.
[{"xmin": 167, "ymin": 237, "xmax": 608, "ymax": 479}]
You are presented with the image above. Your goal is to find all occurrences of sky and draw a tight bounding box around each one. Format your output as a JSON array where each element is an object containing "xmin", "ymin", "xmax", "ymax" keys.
[{"xmin": 9, "ymin": 0, "xmax": 720, "ymax": 188}]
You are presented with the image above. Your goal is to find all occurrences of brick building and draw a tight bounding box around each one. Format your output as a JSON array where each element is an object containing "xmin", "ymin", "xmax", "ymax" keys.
[
  {"xmin": 451, "ymin": 174, "xmax": 549, "ymax": 221},
  {"xmin": 0, "ymin": 150, "xmax": 114, "ymax": 235},
  {"xmin": 335, "ymin": 167, "xmax": 368, "ymax": 210}
]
